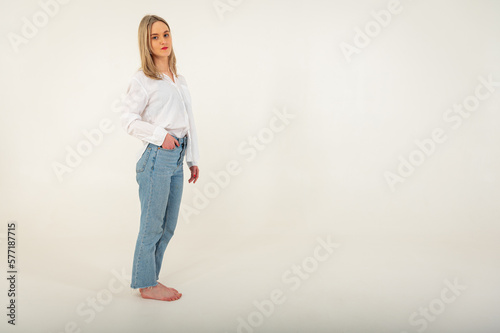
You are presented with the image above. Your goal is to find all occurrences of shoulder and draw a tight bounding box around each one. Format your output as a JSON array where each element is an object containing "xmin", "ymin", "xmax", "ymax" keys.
[
  {"xmin": 176, "ymin": 74, "xmax": 191, "ymax": 91},
  {"xmin": 132, "ymin": 68, "xmax": 161, "ymax": 83},
  {"xmin": 176, "ymin": 73, "xmax": 188, "ymax": 84},
  {"xmin": 131, "ymin": 69, "xmax": 160, "ymax": 90},
  {"xmin": 131, "ymin": 69, "xmax": 148, "ymax": 84},
  {"xmin": 125, "ymin": 69, "xmax": 151, "ymax": 98},
  {"xmin": 123, "ymin": 69, "xmax": 145, "ymax": 88}
]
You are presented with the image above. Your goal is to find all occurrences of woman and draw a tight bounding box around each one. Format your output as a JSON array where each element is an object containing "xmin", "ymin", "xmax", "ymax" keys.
[{"xmin": 120, "ymin": 14, "xmax": 200, "ymax": 301}]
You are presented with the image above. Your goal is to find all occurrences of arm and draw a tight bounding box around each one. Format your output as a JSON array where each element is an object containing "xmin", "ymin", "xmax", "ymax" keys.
[
  {"xmin": 179, "ymin": 77, "xmax": 200, "ymax": 168},
  {"xmin": 178, "ymin": 75, "xmax": 200, "ymax": 183},
  {"xmin": 120, "ymin": 77, "xmax": 169, "ymax": 145}
]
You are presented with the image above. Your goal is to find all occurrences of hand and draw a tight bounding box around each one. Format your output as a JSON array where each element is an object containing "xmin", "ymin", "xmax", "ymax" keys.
[
  {"xmin": 162, "ymin": 133, "xmax": 179, "ymax": 150},
  {"xmin": 188, "ymin": 166, "xmax": 199, "ymax": 184}
]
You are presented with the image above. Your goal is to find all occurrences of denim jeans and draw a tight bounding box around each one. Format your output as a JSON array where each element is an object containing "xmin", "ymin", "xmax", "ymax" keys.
[{"xmin": 130, "ymin": 135, "xmax": 187, "ymax": 289}]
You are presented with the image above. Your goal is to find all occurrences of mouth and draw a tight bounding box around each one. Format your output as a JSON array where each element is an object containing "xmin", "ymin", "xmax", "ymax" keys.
[{"xmin": 162, "ymin": 47, "xmax": 168, "ymax": 50}]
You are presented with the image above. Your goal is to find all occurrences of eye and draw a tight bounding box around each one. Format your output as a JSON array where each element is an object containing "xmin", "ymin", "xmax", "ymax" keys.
[
  {"xmin": 152, "ymin": 36, "xmax": 157, "ymax": 40},
  {"xmin": 164, "ymin": 33, "xmax": 169, "ymax": 37}
]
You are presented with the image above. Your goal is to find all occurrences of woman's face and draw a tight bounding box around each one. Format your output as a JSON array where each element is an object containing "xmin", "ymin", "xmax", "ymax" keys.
[{"xmin": 150, "ymin": 21, "xmax": 172, "ymax": 61}]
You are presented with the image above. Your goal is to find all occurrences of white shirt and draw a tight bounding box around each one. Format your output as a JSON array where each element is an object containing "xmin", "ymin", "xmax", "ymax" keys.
[{"xmin": 120, "ymin": 69, "xmax": 200, "ymax": 168}]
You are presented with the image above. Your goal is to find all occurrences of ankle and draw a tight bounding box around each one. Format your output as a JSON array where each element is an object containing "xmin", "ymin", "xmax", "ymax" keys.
[{"xmin": 139, "ymin": 285, "xmax": 156, "ymax": 292}]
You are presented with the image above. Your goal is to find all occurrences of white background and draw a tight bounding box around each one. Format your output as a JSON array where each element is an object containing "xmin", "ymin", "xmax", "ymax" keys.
[{"xmin": 1, "ymin": 0, "xmax": 499, "ymax": 332}]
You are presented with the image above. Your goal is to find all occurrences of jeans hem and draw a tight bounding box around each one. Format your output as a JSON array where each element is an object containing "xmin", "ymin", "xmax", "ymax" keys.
[{"xmin": 131, "ymin": 281, "xmax": 159, "ymax": 290}]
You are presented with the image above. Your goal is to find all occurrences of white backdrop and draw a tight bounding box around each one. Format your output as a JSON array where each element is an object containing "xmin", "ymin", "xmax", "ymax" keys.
[{"xmin": 1, "ymin": 0, "xmax": 499, "ymax": 332}]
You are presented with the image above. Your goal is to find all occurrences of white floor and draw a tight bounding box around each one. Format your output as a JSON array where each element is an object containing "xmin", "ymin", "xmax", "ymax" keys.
[{"xmin": 2, "ymin": 229, "xmax": 499, "ymax": 333}]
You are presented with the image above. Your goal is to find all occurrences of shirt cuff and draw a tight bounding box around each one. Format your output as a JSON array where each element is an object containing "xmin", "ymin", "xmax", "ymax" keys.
[
  {"xmin": 151, "ymin": 127, "xmax": 168, "ymax": 146},
  {"xmin": 187, "ymin": 161, "xmax": 198, "ymax": 168}
]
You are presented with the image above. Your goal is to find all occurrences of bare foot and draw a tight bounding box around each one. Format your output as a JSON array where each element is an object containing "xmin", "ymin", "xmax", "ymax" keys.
[
  {"xmin": 157, "ymin": 281, "xmax": 179, "ymax": 294},
  {"xmin": 139, "ymin": 283, "xmax": 182, "ymax": 301}
]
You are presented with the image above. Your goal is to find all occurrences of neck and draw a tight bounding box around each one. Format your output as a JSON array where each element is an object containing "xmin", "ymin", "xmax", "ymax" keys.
[{"xmin": 153, "ymin": 57, "xmax": 170, "ymax": 73}]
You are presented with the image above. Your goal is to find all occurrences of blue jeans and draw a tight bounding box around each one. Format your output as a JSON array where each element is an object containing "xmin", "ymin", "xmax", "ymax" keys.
[{"xmin": 130, "ymin": 135, "xmax": 187, "ymax": 289}]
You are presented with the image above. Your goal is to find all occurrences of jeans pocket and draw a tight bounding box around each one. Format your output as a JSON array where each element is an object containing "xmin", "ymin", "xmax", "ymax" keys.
[
  {"xmin": 136, "ymin": 147, "xmax": 152, "ymax": 173},
  {"xmin": 158, "ymin": 143, "xmax": 179, "ymax": 151}
]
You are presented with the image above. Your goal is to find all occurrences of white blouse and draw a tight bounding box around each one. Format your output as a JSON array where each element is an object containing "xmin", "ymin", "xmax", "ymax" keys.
[{"xmin": 120, "ymin": 69, "xmax": 200, "ymax": 168}]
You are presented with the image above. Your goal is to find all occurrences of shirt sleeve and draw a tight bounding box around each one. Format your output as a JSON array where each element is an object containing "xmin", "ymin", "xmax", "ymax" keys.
[
  {"xmin": 186, "ymin": 121, "xmax": 199, "ymax": 169},
  {"xmin": 180, "ymin": 76, "xmax": 200, "ymax": 168},
  {"xmin": 120, "ymin": 77, "xmax": 169, "ymax": 146}
]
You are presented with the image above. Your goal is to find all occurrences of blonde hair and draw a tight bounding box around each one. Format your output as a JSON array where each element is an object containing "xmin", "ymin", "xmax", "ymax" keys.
[{"xmin": 137, "ymin": 14, "xmax": 178, "ymax": 81}]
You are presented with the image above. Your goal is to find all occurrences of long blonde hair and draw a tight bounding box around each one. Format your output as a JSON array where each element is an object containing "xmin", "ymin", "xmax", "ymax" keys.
[{"xmin": 137, "ymin": 14, "xmax": 178, "ymax": 81}]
